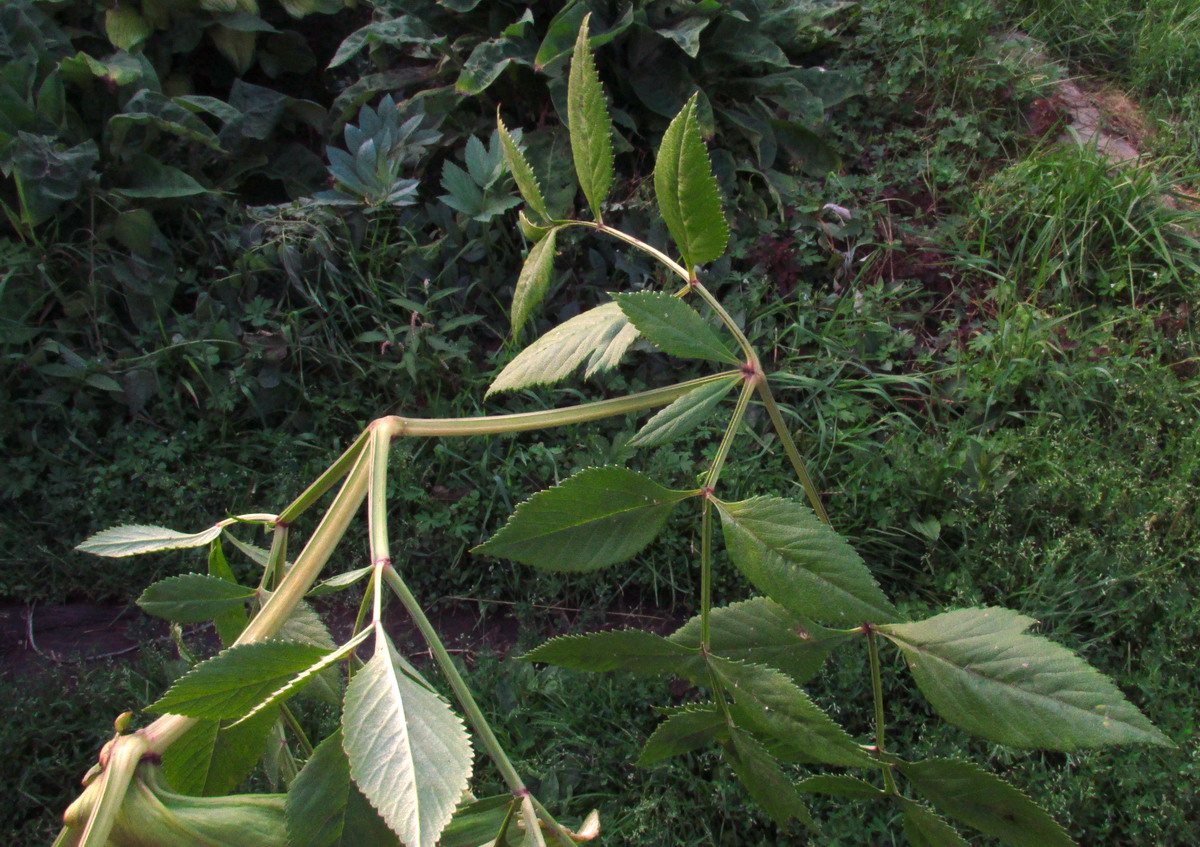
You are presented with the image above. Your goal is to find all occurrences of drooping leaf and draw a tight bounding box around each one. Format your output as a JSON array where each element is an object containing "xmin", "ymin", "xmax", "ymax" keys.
[
  {"xmin": 329, "ymin": 18, "xmax": 444, "ymax": 69},
  {"xmin": 78, "ymin": 524, "xmax": 223, "ymax": 557},
  {"xmin": 628, "ymin": 374, "xmax": 739, "ymax": 448},
  {"xmin": 287, "ymin": 731, "xmax": 400, "ymax": 847},
  {"xmin": 160, "ymin": 707, "xmax": 278, "ymax": 796},
  {"xmin": 612, "ymin": 291, "xmax": 739, "ymax": 364},
  {"xmin": 708, "ymin": 656, "xmax": 871, "ymax": 767},
  {"xmin": 497, "ymin": 114, "xmax": 549, "ymax": 222},
  {"xmin": 147, "ymin": 640, "xmax": 330, "ymax": 719},
  {"xmin": 233, "ymin": 630, "xmax": 370, "ymax": 726},
  {"xmin": 511, "ymin": 227, "xmax": 558, "ymax": 336},
  {"xmin": 715, "ymin": 496, "xmax": 900, "ymax": 624},
  {"xmin": 567, "ymin": 15, "xmax": 614, "ymax": 221},
  {"xmin": 670, "ymin": 597, "xmax": 850, "ymax": 685},
  {"xmin": 637, "ymin": 704, "xmax": 726, "ymax": 766},
  {"xmin": 113, "ymin": 155, "xmax": 209, "ymax": 198},
  {"xmin": 486, "ymin": 301, "xmax": 639, "ymax": 395},
  {"xmin": 879, "ymin": 608, "xmax": 1171, "ymax": 750},
  {"xmin": 522, "ymin": 629, "xmax": 700, "ymax": 676},
  {"xmin": 654, "ymin": 93, "xmax": 728, "ymax": 270},
  {"xmin": 474, "ymin": 467, "xmax": 695, "ymax": 571},
  {"xmin": 797, "ymin": 775, "xmax": 887, "ymax": 801},
  {"xmin": 138, "ymin": 574, "xmax": 255, "ymax": 623},
  {"xmin": 722, "ymin": 728, "xmax": 816, "ymax": 833},
  {"xmin": 342, "ymin": 643, "xmax": 473, "ymax": 847},
  {"xmin": 897, "ymin": 759, "xmax": 1076, "ymax": 847},
  {"xmin": 900, "ymin": 801, "xmax": 970, "ymax": 847}
]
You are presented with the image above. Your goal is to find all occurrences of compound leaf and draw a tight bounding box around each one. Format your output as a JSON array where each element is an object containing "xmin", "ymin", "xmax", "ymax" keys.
[
  {"xmin": 567, "ymin": 15, "xmax": 614, "ymax": 220},
  {"xmin": 613, "ymin": 291, "xmax": 739, "ymax": 364},
  {"xmin": 654, "ymin": 93, "xmax": 728, "ymax": 270},
  {"xmin": 474, "ymin": 467, "xmax": 695, "ymax": 571},
  {"xmin": 879, "ymin": 608, "xmax": 1171, "ymax": 750},
  {"xmin": 497, "ymin": 113, "xmax": 549, "ymax": 221}
]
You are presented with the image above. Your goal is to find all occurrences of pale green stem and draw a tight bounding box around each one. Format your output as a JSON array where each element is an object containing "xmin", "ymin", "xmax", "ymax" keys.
[
  {"xmin": 690, "ymin": 281, "xmax": 759, "ymax": 369},
  {"xmin": 78, "ymin": 733, "xmax": 149, "ymax": 847},
  {"xmin": 699, "ymin": 497, "xmax": 714, "ymax": 648},
  {"xmin": 276, "ymin": 427, "xmax": 371, "ymax": 525},
  {"xmin": 867, "ymin": 628, "xmax": 898, "ymax": 795},
  {"xmin": 703, "ymin": 378, "xmax": 756, "ymax": 492},
  {"xmin": 259, "ymin": 523, "xmax": 290, "ymax": 591},
  {"xmin": 555, "ymin": 220, "xmax": 691, "ymax": 281},
  {"xmin": 755, "ymin": 380, "xmax": 831, "ymax": 525}
]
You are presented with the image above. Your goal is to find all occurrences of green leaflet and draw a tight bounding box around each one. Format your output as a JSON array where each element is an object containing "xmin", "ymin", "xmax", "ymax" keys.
[
  {"xmin": 510, "ymin": 227, "xmax": 558, "ymax": 336},
  {"xmin": 78, "ymin": 523, "xmax": 223, "ymax": 557},
  {"xmin": 147, "ymin": 640, "xmax": 330, "ymax": 719},
  {"xmin": 567, "ymin": 15, "xmax": 614, "ymax": 221},
  {"xmin": 715, "ymin": 496, "xmax": 901, "ymax": 625},
  {"xmin": 104, "ymin": 6, "xmax": 151, "ymax": 51},
  {"xmin": 637, "ymin": 704, "xmax": 726, "ymax": 766},
  {"xmin": 286, "ymin": 731, "xmax": 400, "ymax": 847},
  {"xmin": 669, "ymin": 597, "xmax": 850, "ymax": 685},
  {"xmin": 722, "ymin": 728, "xmax": 817, "ymax": 833},
  {"xmin": 613, "ymin": 291, "xmax": 739, "ymax": 364},
  {"xmin": 897, "ymin": 759, "xmax": 1076, "ymax": 847},
  {"xmin": 160, "ymin": 708, "xmax": 279, "ymax": 797},
  {"xmin": 654, "ymin": 93, "xmax": 729, "ymax": 270},
  {"xmin": 439, "ymin": 796, "xmax": 522, "ymax": 847},
  {"xmin": 233, "ymin": 630, "xmax": 370, "ymax": 726},
  {"xmin": 497, "ymin": 113, "xmax": 549, "ymax": 221},
  {"xmin": 708, "ymin": 656, "xmax": 871, "ymax": 767},
  {"xmin": 486, "ymin": 301, "xmax": 639, "ymax": 396},
  {"xmin": 207, "ymin": 541, "xmax": 247, "ymax": 647},
  {"xmin": 879, "ymin": 608, "xmax": 1171, "ymax": 750},
  {"xmin": 342, "ymin": 642, "xmax": 472, "ymax": 847},
  {"xmin": 521, "ymin": 629, "xmax": 701, "ymax": 675},
  {"xmin": 900, "ymin": 801, "xmax": 970, "ymax": 847},
  {"xmin": 138, "ymin": 573, "xmax": 255, "ymax": 623},
  {"xmin": 628, "ymin": 374, "xmax": 739, "ymax": 448},
  {"xmin": 796, "ymin": 775, "xmax": 887, "ymax": 801},
  {"xmin": 474, "ymin": 466, "xmax": 696, "ymax": 571}
]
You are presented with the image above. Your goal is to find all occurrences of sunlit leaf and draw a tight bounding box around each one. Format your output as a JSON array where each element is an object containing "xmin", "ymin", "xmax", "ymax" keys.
[
  {"xmin": 613, "ymin": 291, "xmax": 739, "ymax": 364},
  {"xmin": 654, "ymin": 93, "xmax": 728, "ymax": 269},
  {"xmin": 567, "ymin": 15, "xmax": 614, "ymax": 220},
  {"xmin": 497, "ymin": 113, "xmax": 549, "ymax": 221},
  {"xmin": 511, "ymin": 227, "xmax": 558, "ymax": 336},
  {"xmin": 629, "ymin": 375, "xmax": 739, "ymax": 448},
  {"xmin": 78, "ymin": 524, "xmax": 223, "ymax": 557}
]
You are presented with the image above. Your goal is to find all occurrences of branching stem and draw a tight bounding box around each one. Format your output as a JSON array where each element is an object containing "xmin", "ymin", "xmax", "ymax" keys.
[{"xmin": 866, "ymin": 626, "xmax": 898, "ymax": 795}]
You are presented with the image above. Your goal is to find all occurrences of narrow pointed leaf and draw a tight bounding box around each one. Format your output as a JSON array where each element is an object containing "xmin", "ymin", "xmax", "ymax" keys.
[
  {"xmin": 497, "ymin": 113, "xmax": 548, "ymax": 221},
  {"xmin": 342, "ymin": 644, "xmax": 472, "ymax": 847},
  {"xmin": 138, "ymin": 574, "xmax": 255, "ymax": 623},
  {"xmin": 671, "ymin": 597, "xmax": 850, "ymax": 685},
  {"xmin": 654, "ymin": 94, "xmax": 728, "ymax": 269},
  {"xmin": 567, "ymin": 15, "xmax": 614, "ymax": 220},
  {"xmin": 511, "ymin": 228, "xmax": 558, "ymax": 336},
  {"xmin": 287, "ymin": 730, "xmax": 400, "ymax": 847},
  {"xmin": 629, "ymin": 375, "xmax": 739, "ymax": 448},
  {"xmin": 613, "ymin": 291, "xmax": 739, "ymax": 364},
  {"xmin": 723, "ymin": 728, "xmax": 817, "ymax": 833},
  {"xmin": 879, "ymin": 608, "xmax": 1171, "ymax": 750},
  {"xmin": 898, "ymin": 759, "xmax": 1076, "ymax": 847},
  {"xmin": 148, "ymin": 640, "xmax": 329, "ymax": 719},
  {"xmin": 474, "ymin": 467, "xmax": 695, "ymax": 571},
  {"xmin": 487, "ymin": 302, "xmax": 639, "ymax": 395},
  {"xmin": 522, "ymin": 629, "xmax": 700, "ymax": 676},
  {"xmin": 797, "ymin": 775, "xmax": 887, "ymax": 800},
  {"xmin": 708, "ymin": 656, "xmax": 871, "ymax": 767},
  {"xmin": 160, "ymin": 708, "xmax": 278, "ymax": 796},
  {"xmin": 78, "ymin": 524, "xmax": 223, "ymax": 557},
  {"xmin": 518, "ymin": 210, "xmax": 553, "ymax": 243},
  {"xmin": 637, "ymin": 704, "xmax": 726, "ymax": 766},
  {"xmin": 308, "ymin": 566, "xmax": 373, "ymax": 597},
  {"xmin": 716, "ymin": 496, "xmax": 900, "ymax": 625},
  {"xmin": 900, "ymin": 801, "xmax": 970, "ymax": 847}
]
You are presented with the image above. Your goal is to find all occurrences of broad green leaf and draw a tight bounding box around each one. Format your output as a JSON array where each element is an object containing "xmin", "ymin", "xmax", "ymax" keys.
[
  {"xmin": 234, "ymin": 630, "xmax": 370, "ymax": 726},
  {"xmin": 522, "ymin": 629, "xmax": 700, "ymax": 675},
  {"xmin": 104, "ymin": 7, "xmax": 151, "ymax": 51},
  {"xmin": 148, "ymin": 640, "xmax": 330, "ymax": 719},
  {"xmin": 287, "ymin": 730, "xmax": 400, "ymax": 847},
  {"xmin": 497, "ymin": 114, "xmax": 549, "ymax": 221},
  {"xmin": 900, "ymin": 801, "xmax": 970, "ymax": 847},
  {"xmin": 670, "ymin": 597, "xmax": 850, "ymax": 685},
  {"xmin": 797, "ymin": 775, "xmax": 887, "ymax": 800},
  {"xmin": 138, "ymin": 574, "xmax": 255, "ymax": 623},
  {"xmin": 629, "ymin": 375, "xmax": 739, "ymax": 448},
  {"xmin": 276, "ymin": 601, "xmax": 341, "ymax": 706},
  {"xmin": 715, "ymin": 496, "xmax": 900, "ymax": 624},
  {"xmin": 342, "ymin": 643, "xmax": 473, "ymax": 847},
  {"xmin": 637, "ymin": 704, "xmax": 726, "ymax": 766},
  {"xmin": 113, "ymin": 155, "xmax": 209, "ymax": 199},
  {"xmin": 486, "ymin": 301, "xmax": 639, "ymax": 395},
  {"xmin": 456, "ymin": 38, "xmax": 527, "ymax": 95},
  {"xmin": 78, "ymin": 523, "xmax": 223, "ymax": 557},
  {"xmin": 161, "ymin": 707, "xmax": 278, "ymax": 796},
  {"xmin": 474, "ymin": 467, "xmax": 695, "ymax": 571},
  {"xmin": 613, "ymin": 291, "xmax": 739, "ymax": 364},
  {"xmin": 879, "ymin": 608, "xmax": 1171, "ymax": 750},
  {"xmin": 898, "ymin": 759, "xmax": 1075, "ymax": 847},
  {"xmin": 440, "ymin": 796, "xmax": 521, "ymax": 847},
  {"xmin": 654, "ymin": 93, "xmax": 728, "ymax": 269},
  {"xmin": 722, "ymin": 728, "xmax": 816, "ymax": 832},
  {"xmin": 511, "ymin": 227, "xmax": 558, "ymax": 336},
  {"xmin": 207, "ymin": 541, "xmax": 247, "ymax": 646},
  {"xmin": 708, "ymin": 656, "xmax": 871, "ymax": 767},
  {"xmin": 567, "ymin": 15, "xmax": 614, "ymax": 220}
]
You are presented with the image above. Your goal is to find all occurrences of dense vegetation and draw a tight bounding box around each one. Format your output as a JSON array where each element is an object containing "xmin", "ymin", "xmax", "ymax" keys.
[{"xmin": 3, "ymin": 0, "xmax": 1198, "ymax": 843}]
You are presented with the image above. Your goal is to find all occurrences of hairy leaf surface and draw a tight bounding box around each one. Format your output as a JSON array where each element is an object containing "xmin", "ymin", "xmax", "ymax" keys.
[
  {"xmin": 78, "ymin": 524, "xmax": 223, "ymax": 557},
  {"xmin": 654, "ymin": 94, "xmax": 728, "ymax": 269},
  {"xmin": 613, "ymin": 291, "xmax": 738, "ymax": 364}
]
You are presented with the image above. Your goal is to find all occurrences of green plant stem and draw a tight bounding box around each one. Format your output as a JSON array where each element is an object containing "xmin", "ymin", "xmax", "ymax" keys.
[
  {"xmin": 691, "ymin": 281, "xmax": 758, "ymax": 368},
  {"xmin": 276, "ymin": 427, "xmax": 371, "ymax": 525},
  {"xmin": 700, "ymin": 497, "xmax": 714, "ymax": 647},
  {"xmin": 756, "ymin": 379, "xmax": 831, "ymax": 526},
  {"xmin": 77, "ymin": 733, "xmax": 149, "ymax": 847},
  {"xmin": 389, "ymin": 371, "xmax": 737, "ymax": 437},
  {"xmin": 866, "ymin": 627, "xmax": 898, "ymax": 795},
  {"xmin": 703, "ymin": 379, "xmax": 756, "ymax": 491},
  {"xmin": 279, "ymin": 703, "xmax": 314, "ymax": 759},
  {"xmin": 557, "ymin": 220, "xmax": 690, "ymax": 280},
  {"xmin": 260, "ymin": 523, "xmax": 290, "ymax": 591}
]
